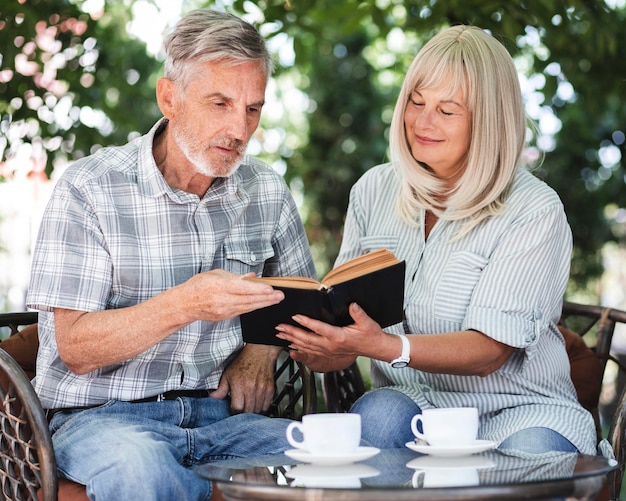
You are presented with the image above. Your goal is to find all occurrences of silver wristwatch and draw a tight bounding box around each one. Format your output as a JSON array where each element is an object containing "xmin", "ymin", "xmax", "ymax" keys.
[{"xmin": 390, "ymin": 334, "xmax": 411, "ymax": 368}]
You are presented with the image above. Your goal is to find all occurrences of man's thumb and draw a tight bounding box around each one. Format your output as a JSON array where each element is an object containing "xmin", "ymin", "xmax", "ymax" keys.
[{"xmin": 209, "ymin": 381, "xmax": 229, "ymax": 400}]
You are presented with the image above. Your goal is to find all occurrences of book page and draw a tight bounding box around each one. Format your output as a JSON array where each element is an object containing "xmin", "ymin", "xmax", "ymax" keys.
[
  {"xmin": 244, "ymin": 276, "xmax": 324, "ymax": 290},
  {"xmin": 244, "ymin": 249, "xmax": 400, "ymax": 290},
  {"xmin": 322, "ymin": 249, "xmax": 400, "ymax": 287}
]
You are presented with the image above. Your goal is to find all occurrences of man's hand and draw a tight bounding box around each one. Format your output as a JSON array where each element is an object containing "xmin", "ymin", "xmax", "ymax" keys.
[
  {"xmin": 210, "ymin": 344, "xmax": 282, "ymax": 414},
  {"xmin": 182, "ymin": 270, "xmax": 285, "ymax": 322}
]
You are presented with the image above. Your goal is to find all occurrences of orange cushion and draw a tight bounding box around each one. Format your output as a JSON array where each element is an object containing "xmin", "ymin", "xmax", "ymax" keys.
[
  {"xmin": 0, "ymin": 323, "xmax": 39, "ymax": 380},
  {"xmin": 37, "ymin": 479, "xmax": 90, "ymax": 501},
  {"xmin": 559, "ymin": 324, "xmax": 602, "ymax": 413}
]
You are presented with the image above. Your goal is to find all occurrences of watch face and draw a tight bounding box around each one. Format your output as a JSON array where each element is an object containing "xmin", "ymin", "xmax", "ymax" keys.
[{"xmin": 391, "ymin": 361, "xmax": 408, "ymax": 368}]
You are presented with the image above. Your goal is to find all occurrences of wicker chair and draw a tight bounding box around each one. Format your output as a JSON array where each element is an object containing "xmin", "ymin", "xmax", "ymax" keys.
[
  {"xmin": 0, "ymin": 345, "xmax": 56, "ymax": 501},
  {"xmin": 322, "ymin": 301, "xmax": 626, "ymax": 501},
  {"xmin": 559, "ymin": 301, "xmax": 626, "ymax": 500},
  {"xmin": 0, "ymin": 312, "xmax": 317, "ymax": 501},
  {"xmin": 322, "ymin": 359, "xmax": 366, "ymax": 414}
]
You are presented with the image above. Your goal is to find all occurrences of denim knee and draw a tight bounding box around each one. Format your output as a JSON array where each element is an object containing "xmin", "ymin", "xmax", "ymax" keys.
[
  {"xmin": 52, "ymin": 411, "xmax": 212, "ymax": 501},
  {"xmin": 499, "ymin": 427, "xmax": 578, "ymax": 454},
  {"xmin": 349, "ymin": 388, "xmax": 420, "ymax": 448},
  {"xmin": 85, "ymin": 438, "xmax": 211, "ymax": 501}
]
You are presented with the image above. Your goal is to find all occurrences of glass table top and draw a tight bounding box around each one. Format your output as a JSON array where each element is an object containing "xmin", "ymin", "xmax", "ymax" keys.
[{"xmin": 196, "ymin": 447, "xmax": 617, "ymax": 500}]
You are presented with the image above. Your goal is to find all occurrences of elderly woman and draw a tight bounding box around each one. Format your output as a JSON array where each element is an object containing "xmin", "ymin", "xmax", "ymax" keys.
[{"xmin": 276, "ymin": 25, "xmax": 597, "ymax": 455}]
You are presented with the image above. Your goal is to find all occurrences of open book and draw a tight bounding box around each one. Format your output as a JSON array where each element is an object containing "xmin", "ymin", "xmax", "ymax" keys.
[{"xmin": 240, "ymin": 249, "xmax": 405, "ymax": 346}]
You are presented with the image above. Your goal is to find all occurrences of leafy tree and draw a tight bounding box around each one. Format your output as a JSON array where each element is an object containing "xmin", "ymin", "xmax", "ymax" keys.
[
  {"xmin": 277, "ymin": 29, "xmax": 390, "ymax": 273},
  {"xmin": 0, "ymin": 0, "xmax": 161, "ymax": 179},
  {"xmin": 230, "ymin": 0, "xmax": 626, "ymax": 289},
  {"xmin": 1, "ymin": 0, "xmax": 624, "ymax": 292}
]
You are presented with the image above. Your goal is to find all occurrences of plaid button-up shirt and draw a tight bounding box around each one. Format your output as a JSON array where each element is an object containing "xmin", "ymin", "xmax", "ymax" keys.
[{"xmin": 27, "ymin": 119, "xmax": 315, "ymax": 409}]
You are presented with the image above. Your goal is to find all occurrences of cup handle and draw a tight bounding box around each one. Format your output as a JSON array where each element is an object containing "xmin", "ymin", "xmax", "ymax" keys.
[
  {"xmin": 411, "ymin": 414, "xmax": 426, "ymax": 442},
  {"xmin": 286, "ymin": 421, "xmax": 305, "ymax": 449},
  {"xmin": 412, "ymin": 470, "xmax": 425, "ymax": 488}
]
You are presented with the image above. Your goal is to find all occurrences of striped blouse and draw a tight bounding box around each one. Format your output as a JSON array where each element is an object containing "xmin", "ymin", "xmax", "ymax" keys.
[{"xmin": 335, "ymin": 162, "xmax": 597, "ymax": 455}]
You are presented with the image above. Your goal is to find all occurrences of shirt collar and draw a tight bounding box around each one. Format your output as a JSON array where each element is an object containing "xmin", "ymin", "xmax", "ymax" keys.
[{"xmin": 136, "ymin": 118, "xmax": 241, "ymax": 203}]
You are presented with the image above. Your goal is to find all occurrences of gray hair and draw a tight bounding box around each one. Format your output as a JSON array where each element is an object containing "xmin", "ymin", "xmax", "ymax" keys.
[
  {"xmin": 162, "ymin": 9, "xmax": 274, "ymax": 87},
  {"xmin": 390, "ymin": 26, "xmax": 527, "ymax": 234}
]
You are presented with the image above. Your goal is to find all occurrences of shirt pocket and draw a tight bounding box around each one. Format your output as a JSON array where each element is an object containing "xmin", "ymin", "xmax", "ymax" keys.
[
  {"xmin": 223, "ymin": 240, "xmax": 275, "ymax": 275},
  {"xmin": 434, "ymin": 251, "xmax": 488, "ymax": 323},
  {"xmin": 359, "ymin": 235, "xmax": 399, "ymax": 254}
]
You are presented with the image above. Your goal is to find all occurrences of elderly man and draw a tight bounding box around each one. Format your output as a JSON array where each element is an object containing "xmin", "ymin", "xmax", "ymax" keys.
[{"xmin": 27, "ymin": 9, "xmax": 315, "ymax": 500}]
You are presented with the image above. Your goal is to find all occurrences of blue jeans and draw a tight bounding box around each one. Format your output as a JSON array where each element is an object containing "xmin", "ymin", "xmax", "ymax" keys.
[
  {"xmin": 349, "ymin": 388, "xmax": 578, "ymax": 453},
  {"xmin": 49, "ymin": 398, "xmax": 294, "ymax": 501}
]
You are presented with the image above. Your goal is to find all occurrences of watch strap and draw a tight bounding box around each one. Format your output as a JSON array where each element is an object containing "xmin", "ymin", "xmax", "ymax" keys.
[{"xmin": 390, "ymin": 334, "xmax": 410, "ymax": 368}]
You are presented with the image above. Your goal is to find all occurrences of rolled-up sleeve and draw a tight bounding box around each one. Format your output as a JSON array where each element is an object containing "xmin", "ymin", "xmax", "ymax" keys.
[{"xmin": 463, "ymin": 200, "xmax": 572, "ymax": 359}]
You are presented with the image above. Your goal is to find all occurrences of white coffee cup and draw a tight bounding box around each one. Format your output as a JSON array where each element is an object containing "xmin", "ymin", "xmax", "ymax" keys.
[
  {"xmin": 411, "ymin": 407, "xmax": 478, "ymax": 447},
  {"xmin": 286, "ymin": 413, "xmax": 361, "ymax": 455}
]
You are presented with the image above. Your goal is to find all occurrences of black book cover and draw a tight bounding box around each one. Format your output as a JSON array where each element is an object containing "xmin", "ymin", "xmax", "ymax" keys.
[{"xmin": 240, "ymin": 261, "xmax": 406, "ymax": 347}]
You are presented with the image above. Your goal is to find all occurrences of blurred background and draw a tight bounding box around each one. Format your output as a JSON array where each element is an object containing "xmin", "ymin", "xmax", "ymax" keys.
[{"xmin": 1, "ymin": 0, "xmax": 625, "ymax": 313}]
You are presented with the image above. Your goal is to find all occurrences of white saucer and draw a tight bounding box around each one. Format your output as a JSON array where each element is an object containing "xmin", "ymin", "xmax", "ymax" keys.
[
  {"xmin": 406, "ymin": 454, "xmax": 495, "ymax": 470},
  {"xmin": 286, "ymin": 463, "xmax": 380, "ymax": 480},
  {"xmin": 405, "ymin": 439, "xmax": 497, "ymax": 457},
  {"xmin": 286, "ymin": 463, "xmax": 380, "ymax": 488},
  {"xmin": 285, "ymin": 446, "xmax": 380, "ymax": 465}
]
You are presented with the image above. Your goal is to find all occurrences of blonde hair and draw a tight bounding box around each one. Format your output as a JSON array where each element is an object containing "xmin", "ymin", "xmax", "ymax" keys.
[{"xmin": 389, "ymin": 25, "xmax": 527, "ymax": 233}]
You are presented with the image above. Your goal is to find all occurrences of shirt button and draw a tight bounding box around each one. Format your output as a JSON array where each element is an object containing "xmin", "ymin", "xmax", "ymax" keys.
[{"xmin": 250, "ymin": 254, "xmax": 257, "ymax": 262}]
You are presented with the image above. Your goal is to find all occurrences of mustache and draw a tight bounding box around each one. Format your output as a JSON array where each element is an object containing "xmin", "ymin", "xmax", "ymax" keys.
[{"xmin": 208, "ymin": 138, "xmax": 246, "ymax": 154}]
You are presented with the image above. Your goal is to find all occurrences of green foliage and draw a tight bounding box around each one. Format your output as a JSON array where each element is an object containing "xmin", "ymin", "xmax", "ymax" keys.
[
  {"xmin": 1, "ymin": 0, "xmax": 624, "ymax": 290},
  {"xmin": 230, "ymin": 0, "xmax": 626, "ymax": 287},
  {"xmin": 283, "ymin": 29, "xmax": 390, "ymax": 273},
  {"xmin": 0, "ymin": 0, "xmax": 161, "ymax": 177}
]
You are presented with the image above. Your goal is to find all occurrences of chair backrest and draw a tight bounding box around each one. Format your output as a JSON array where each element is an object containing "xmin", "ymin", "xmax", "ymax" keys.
[
  {"xmin": 322, "ymin": 361, "xmax": 365, "ymax": 413},
  {"xmin": 559, "ymin": 301, "xmax": 626, "ymax": 378},
  {"xmin": 0, "ymin": 313, "xmax": 57, "ymax": 501},
  {"xmin": 559, "ymin": 301, "xmax": 626, "ymax": 500},
  {"xmin": 0, "ymin": 312, "xmax": 38, "ymax": 338}
]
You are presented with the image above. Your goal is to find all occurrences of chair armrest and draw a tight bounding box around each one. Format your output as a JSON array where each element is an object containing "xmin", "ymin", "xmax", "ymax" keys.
[{"xmin": 0, "ymin": 347, "xmax": 57, "ymax": 501}]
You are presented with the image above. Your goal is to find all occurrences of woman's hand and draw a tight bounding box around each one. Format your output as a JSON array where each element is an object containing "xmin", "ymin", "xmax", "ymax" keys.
[
  {"xmin": 275, "ymin": 302, "xmax": 395, "ymax": 372},
  {"xmin": 277, "ymin": 303, "xmax": 515, "ymax": 377}
]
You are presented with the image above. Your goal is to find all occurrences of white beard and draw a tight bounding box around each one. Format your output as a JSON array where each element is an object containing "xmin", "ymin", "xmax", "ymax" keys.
[{"xmin": 170, "ymin": 120, "xmax": 246, "ymax": 178}]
